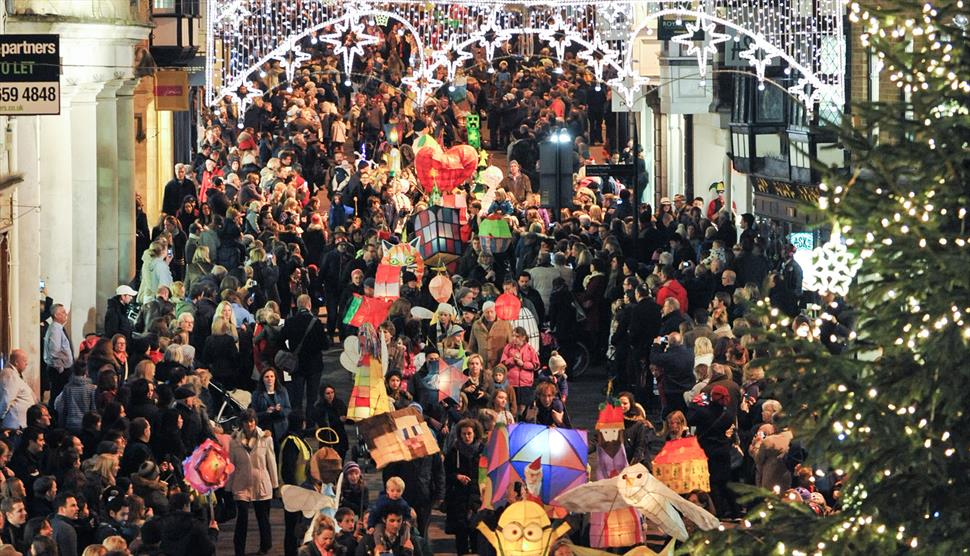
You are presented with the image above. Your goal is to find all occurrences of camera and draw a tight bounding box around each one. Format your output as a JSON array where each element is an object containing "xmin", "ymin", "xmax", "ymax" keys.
[{"xmin": 657, "ymin": 336, "xmax": 669, "ymax": 352}]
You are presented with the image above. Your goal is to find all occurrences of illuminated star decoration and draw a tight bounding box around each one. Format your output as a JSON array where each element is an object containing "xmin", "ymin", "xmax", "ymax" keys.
[
  {"xmin": 807, "ymin": 226, "xmax": 861, "ymax": 297},
  {"xmin": 402, "ymin": 67, "xmax": 443, "ymax": 107},
  {"xmin": 607, "ymin": 64, "xmax": 651, "ymax": 108},
  {"xmin": 787, "ymin": 77, "xmax": 826, "ymax": 116},
  {"xmin": 429, "ymin": 34, "xmax": 473, "ymax": 83},
  {"xmin": 319, "ymin": 18, "xmax": 379, "ymax": 83},
  {"xmin": 578, "ymin": 35, "xmax": 621, "ymax": 83},
  {"xmin": 274, "ymin": 39, "xmax": 313, "ymax": 88},
  {"xmin": 220, "ymin": 81, "xmax": 263, "ymax": 128},
  {"xmin": 217, "ymin": 0, "xmax": 251, "ymax": 31},
  {"xmin": 538, "ymin": 15, "xmax": 581, "ymax": 67},
  {"xmin": 471, "ymin": 10, "xmax": 513, "ymax": 64},
  {"xmin": 738, "ymin": 39, "xmax": 777, "ymax": 85},
  {"xmin": 670, "ymin": 16, "xmax": 731, "ymax": 79}
]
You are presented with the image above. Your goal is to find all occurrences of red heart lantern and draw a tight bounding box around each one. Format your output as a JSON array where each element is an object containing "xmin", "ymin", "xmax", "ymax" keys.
[
  {"xmin": 414, "ymin": 145, "xmax": 478, "ymax": 193},
  {"xmin": 494, "ymin": 293, "xmax": 521, "ymax": 321}
]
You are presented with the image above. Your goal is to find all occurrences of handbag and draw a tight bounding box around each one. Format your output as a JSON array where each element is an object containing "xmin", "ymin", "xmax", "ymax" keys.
[{"xmin": 274, "ymin": 316, "xmax": 317, "ymax": 374}]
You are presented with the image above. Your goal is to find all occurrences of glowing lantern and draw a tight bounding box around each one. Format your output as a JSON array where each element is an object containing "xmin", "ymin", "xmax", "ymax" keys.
[
  {"xmin": 414, "ymin": 144, "xmax": 478, "ymax": 193},
  {"xmin": 183, "ymin": 439, "xmax": 234, "ymax": 494},
  {"xmin": 429, "ymin": 273, "xmax": 453, "ymax": 303},
  {"xmin": 495, "ymin": 292, "xmax": 521, "ymax": 321}
]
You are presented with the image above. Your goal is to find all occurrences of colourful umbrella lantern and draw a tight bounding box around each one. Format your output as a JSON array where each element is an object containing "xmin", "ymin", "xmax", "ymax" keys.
[
  {"xmin": 183, "ymin": 439, "xmax": 234, "ymax": 495},
  {"xmin": 652, "ymin": 436, "xmax": 711, "ymax": 494},
  {"xmin": 417, "ymin": 356, "xmax": 467, "ymax": 403},
  {"xmin": 413, "ymin": 206, "xmax": 464, "ymax": 266},
  {"xmin": 507, "ymin": 423, "xmax": 588, "ymax": 505},
  {"xmin": 374, "ymin": 263, "xmax": 401, "ymax": 301},
  {"xmin": 494, "ymin": 292, "xmax": 521, "ymax": 321},
  {"xmin": 479, "ymin": 216, "xmax": 514, "ymax": 255},
  {"xmin": 414, "ymin": 144, "xmax": 478, "ymax": 193},
  {"xmin": 429, "ymin": 273, "xmax": 453, "ymax": 304},
  {"xmin": 482, "ymin": 423, "xmax": 521, "ymax": 509}
]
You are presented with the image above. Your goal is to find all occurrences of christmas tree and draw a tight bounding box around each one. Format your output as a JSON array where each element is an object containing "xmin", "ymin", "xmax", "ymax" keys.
[{"xmin": 693, "ymin": 1, "xmax": 970, "ymax": 553}]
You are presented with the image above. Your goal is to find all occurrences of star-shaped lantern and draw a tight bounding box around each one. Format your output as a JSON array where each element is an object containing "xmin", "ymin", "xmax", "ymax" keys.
[
  {"xmin": 578, "ymin": 35, "xmax": 621, "ymax": 83},
  {"xmin": 471, "ymin": 10, "xmax": 513, "ymax": 64}
]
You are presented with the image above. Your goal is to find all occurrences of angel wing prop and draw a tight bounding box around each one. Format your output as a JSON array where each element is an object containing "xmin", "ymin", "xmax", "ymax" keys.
[
  {"xmin": 280, "ymin": 484, "xmax": 338, "ymax": 519},
  {"xmin": 554, "ymin": 463, "xmax": 719, "ymax": 541}
]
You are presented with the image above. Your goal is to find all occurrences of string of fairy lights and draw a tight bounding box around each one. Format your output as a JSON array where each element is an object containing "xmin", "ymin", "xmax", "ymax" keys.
[{"xmin": 205, "ymin": 0, "xmax": 845, "ymax": 112}]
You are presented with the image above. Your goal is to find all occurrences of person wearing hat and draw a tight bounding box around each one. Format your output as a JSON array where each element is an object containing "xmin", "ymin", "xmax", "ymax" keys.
[
  {"xmin": 173, "ymin": 385, "xmax": 212, "ymax": 451},
  {"xmin": 469, "ymin": 300, "xmax": 514, "ymax": 368},
  {"xmin": 338, "ymin": 461, "xmax": 369, "ymax": 517},
  {"xmin": 688, "ymin": 360, "xmax": 741, "ymax": 518},
  {"xmin": 132, "ymin": 460, "xmax": 170, "ymax": 516},
  {"xmin": 104, "ymin": 284, "xmax": 138, "ymax": 339},
  {"xmin": 431, "ymin": 303, "xmax": 464, "ymax": 350}
]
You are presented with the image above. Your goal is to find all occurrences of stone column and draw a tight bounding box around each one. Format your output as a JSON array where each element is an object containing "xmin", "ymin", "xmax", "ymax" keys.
[
  {"xmin": 70, "ymin": 82, "xmax": 104, "ymax": 340},
  {"xmin": 116, "ymin": 80, "xmax": 138, "ymax": 285},
  {"xmin": 95, "ymin": 79, "xmax": 123, "ymax": 333},
  {"xmin": 12, "ymin": 117, "xmax": 43, "ymax": 398}
]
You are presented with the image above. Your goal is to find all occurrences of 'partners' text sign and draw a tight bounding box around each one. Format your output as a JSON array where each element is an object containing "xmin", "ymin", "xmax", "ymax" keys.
[{"xmin": 0, "ymin": 35, "xmax": 60, "ymax": 115}]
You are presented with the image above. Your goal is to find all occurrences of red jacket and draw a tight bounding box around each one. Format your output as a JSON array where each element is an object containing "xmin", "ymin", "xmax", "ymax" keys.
[
  {"xmin": 656, "ymin": 279, "xmax": 689, "ymax": 314},
  {"xmin": 500, "ymin": 342, "xmax": 540, "ymax": 388}
]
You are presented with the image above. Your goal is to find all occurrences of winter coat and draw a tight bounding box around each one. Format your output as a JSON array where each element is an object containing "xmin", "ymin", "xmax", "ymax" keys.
[
  {"xmin": 227, "ymin": 429, "xmax": 279, "ymax": 502},
  {"xmin": 54, "ymin": 373, "xmax": 97, "ymax": 433},
  {"xmin": 656, "ymin": 279, "xmax": 689, "ymax": 314},
  {"xmin": 202, "ymin": 333, "xmax": 239, "ymax": 383},
  {"xmin": 157, "ymin": 510, "xmax": 216, "ymax": 555},
  {"xmin": 444, "ymin": 441, "xmax": 483, "ymax": 532},
  {"xmin": 468, "ymin": 318, "xmax": 513, "ymax": 368},
  {"xmin": 138, "ymin": 255, "xmax": 174, "ymax": 304},
  {"xmin": 250, "ymin": 387, "xmax": 292, "ymax": 441},
  {"xmin": 131, "ymin": 473, "xmax": 170, "ymax": 515},
  {"xmin": 500, "ymin": 342, "xmax": 540, "ymax": 389},
  {"xmin": 104, "ymin": 295, "xmax": 135, "ymax": 339}
]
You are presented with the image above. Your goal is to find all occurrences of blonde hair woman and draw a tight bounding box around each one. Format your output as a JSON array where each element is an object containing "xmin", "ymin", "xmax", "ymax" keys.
[
  {"xmin": 213, "ymin": 300, "xmax": 240, "ymax": 341},
  {"xmin": 137, "ymin": 241, "xmax": 174, "ymax": 303}
]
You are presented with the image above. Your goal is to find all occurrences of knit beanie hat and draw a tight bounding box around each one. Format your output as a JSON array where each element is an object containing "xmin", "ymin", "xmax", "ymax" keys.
[
  {"xmin": 710, "ymin": 385, "xmax": 731, "ymax": 407},
  {"xmin": 343, "ymin": 461, "xmax": 361, "ymax": 476},
  {"xmin": 548, "ymin": 352, "xmax": 567, "ymax": 373}
]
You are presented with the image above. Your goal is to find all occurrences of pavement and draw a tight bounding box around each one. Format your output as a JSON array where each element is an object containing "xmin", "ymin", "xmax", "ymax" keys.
[{"xmin": 217, "ymin": 345, "xmax": 612, "ymax": 555}]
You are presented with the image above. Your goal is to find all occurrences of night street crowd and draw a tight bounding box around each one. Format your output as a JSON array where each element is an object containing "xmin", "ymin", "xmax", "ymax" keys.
[{"xmin": 0, "ymin": 21, "xmax": 852, "ymax": 556}]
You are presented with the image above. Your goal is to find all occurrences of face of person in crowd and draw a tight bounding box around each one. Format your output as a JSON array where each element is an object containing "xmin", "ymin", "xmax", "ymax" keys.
[
  {"xmin": 346, "ymin": 467, "xmax": 361, "ymax": 485},
  {"xmin": 510, "ymin": 160, "xmax": 521, "ymax": 177},
  {"xmin": 58, "ymin": 497, "xmax": 79, "ymax": 519},
  {"xmin": 517, "ymin": 275, "xmax": 531, "ymax": 291},
  {"xmin": 314, "ymin": 527, "xmax": 335, "ymax": 550},
  {"xmin": 180, "ymin": 315, "xmax": 195, "ymax": 333},
  {"xmin": 462, "ymin": 309, "xmax": 476, "ymax": 324},
  {"xmin": 338, "ymin": 513, "xmax": 356, "ymax": 533},
  {"xmin": 512, "ymin": 332, "xmax": 526, "ymax": 347},
  {"xmin": 619, "ymin": 395, "xmax": 632, "ymax": 413},
  {"xmin": 493, "ymin": 369, "xmax": 506, "ymax": 384},
  {"xmin": 5, "ymin": 501, "xmax": 27, "ymax": 527},
  {"xmin": 538, "ymin": 389, "xmax": 555, "ymax": 408},
  {"xmin": 384, "ymin": 513, "xmax": 403, "ymax": 536},
  {"xmin": 221, "ymin": 304, "xmax": 233, "ymax": 321},
  {"xmin": 668, "ymin": 413, "xmax": 687, "ymax": 436},
  {"xmin": 53, "ymin": 306, "xmax": 68, "ymax": 324},
  {"xmin": 495, "ymin": 390, "xmax": 508, "ymax": 409},
  {"xmin": 351, "ymin": 271, "xmax": 363, "ymax": 286},
  {"xmin": 438, "ymin": 312, "xmax": 451, "ymax": 326},
  {"xmin": 72, "ymin": 436, "xmax": 84, "ymax": 455},
  {"xmin": 176, "ymin": 166, "xmax": 186, "ymax": 179},
  {"xmin": 37, "ymin": 519, "xmax": 52, "ymax": 538},
  {"xmin": 387, "ymin": 375, "xmax": 401, "ymax": 392},
  {"xmin": 460, "ymin": 426, "xmax": 476, "ymax": 446},
  {"xmin": 386, "ymin": 483, "xmax": 404, "ymax": 501},
  {"xmin": 243, "ymin": 418, "xmax": 257, "ymax": 435},
  {"xmin": 263, "ymin": 370, "xmax": 276, "ymax": 391},
  {"xmin": 503, "ymin": 281, "xmax": 517, "ymax": 294},
  {"xmin": 114, "ymin": 337, "xmax": 127, "ymax": 354},
  {"xmin": 324, "ymin": 387, "xmax": 336, "ymax": 404},
  {"xmin": 467, "ymin": 357, "xmax": 482, "ymax": 378},
  {"xmin": 111, "ymin": 507, "xmax": 130, "ymax": 524},
  {"xmin": 28, "ymin": 433, "xmax": 45, "ymax": 454}
]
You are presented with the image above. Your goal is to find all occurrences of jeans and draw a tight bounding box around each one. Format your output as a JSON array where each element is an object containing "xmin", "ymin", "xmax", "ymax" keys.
[
  {"xmin": 286, "ymin": 369, "xmax": 322, "ymax": 410},
  {"xmin": 234, "ymin": 499, "xmax": 272, "ymax": 556}
]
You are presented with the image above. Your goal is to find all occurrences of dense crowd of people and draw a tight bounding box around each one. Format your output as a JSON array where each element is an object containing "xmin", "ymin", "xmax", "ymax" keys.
[{"xmin": 0, "ymin": 22, "xmax": 853, "ymax": 556}]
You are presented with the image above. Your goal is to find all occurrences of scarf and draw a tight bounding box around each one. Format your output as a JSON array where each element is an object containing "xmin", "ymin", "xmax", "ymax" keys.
[
  {"xmin": 583, "ymin": 270, "xmax": 604, "ymax": 289},
  {"xmin": 457, "ymin": 439, "xmax": 481, "ymax": 460}
]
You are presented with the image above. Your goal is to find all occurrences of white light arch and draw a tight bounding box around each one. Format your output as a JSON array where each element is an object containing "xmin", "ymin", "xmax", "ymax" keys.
[{"xmin": 206, "ymin": 0, "xmax": 844, "ymax": 116}]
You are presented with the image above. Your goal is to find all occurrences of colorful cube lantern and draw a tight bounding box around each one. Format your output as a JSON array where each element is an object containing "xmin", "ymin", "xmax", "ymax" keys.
[{"xmin": 413, "ymin": 206, "xmax": 464, "ymax": 266}]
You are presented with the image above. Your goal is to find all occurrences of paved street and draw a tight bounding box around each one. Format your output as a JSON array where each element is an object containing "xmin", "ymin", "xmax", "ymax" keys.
[{"xmin": 217, "ymin": 347, "xmax": 610, "ymax": 555}]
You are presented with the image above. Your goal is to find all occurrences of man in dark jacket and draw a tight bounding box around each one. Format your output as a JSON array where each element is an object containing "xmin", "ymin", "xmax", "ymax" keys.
[
  {"xmin": 104, "ymin": 285, "xmax": 138, "ymax": 339},
  {"xmin": 627, "ymin": 284, "xmax": 662, "ymax": 396},
  {"xmin": 157, "ymin": 493, "xmax": 218, "ymax": 555},
  {"xmin": 190, "ymin": 285, "xmax": 217, "ymax": 351},
  {"xmin": 281, "ymin": 295, "xmax": 330, "ymax": 410},
  {"xmin": 382, "ymin": 451, "xmax": 445, "ymax": 538},
  {"xmin": 650, "ymin": 331, "xmax": 694, "ymax": 418},
  {"xmin": 161, "ymin": 164, "xmax": 196, "ymax": 216}
]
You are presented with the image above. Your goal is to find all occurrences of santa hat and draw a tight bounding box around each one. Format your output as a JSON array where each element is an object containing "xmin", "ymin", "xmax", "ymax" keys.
[{"xmin": 595, "ymin": 404, "xmax": 625, "ymax": 430}]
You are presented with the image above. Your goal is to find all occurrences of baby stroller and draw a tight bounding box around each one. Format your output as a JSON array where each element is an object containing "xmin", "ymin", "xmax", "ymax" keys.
[
  {"xmin": 208, "ymin": 381, "xmax": 250, "ymax": 432},
  {"xmin": 539, "ymin": 326, "xmax": 591, "ymax": 378}
]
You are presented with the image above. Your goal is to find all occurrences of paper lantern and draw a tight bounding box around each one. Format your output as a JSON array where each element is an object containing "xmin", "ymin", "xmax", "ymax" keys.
[
  {"xmin": 413, "ymin": 206, "xmax": 464, "ymax": 266},
  {"xmin": 374, "ymin": 263, "xmax": 401, "ymax": 300},
  {"xmin": 356, "ymin": 406, "xmax": 441, "ymax": 468},
  {"xmin": 429, "ymin": 273, "xmax": 453, "ymax": 303},
  {"xmin": 507, "ymin": 423, "xmax": 589, "ymax": 505},
  {"xmin": 342, "ymin": 294, "xmax": 393, "ymax": 329},
  {"xmin": 381, "ymin": 236, "xmax": 425, "ymax": 284},
  {"xmin": 479, "ymin": 216, "xmax": 513, "ymax": 255},
  {"xmin": 414, "ymin": 144, "xmax": 478, "ymax": 193},
  {"xmin": 590, "ymin": 405, "xmax": 644, "ymax": 548},
  {"xmin": 183, "ymin": 439, "xmax": 234, "ymax": 494},
  {"xmin": 652, "ymin": 436, "xmax": 711, "ymax": 494},
  {"xmin": 494, "ymin": 292, "xmax": 521, "ymax": 321},
  {"xmin": 477, "ymin": 500, "xmax": 571, "ymax": 556},
  {"xmin": 439, "ymin": 193, "xmax": 471, "ymax": 242},
  {"xmin": 513, "ymin": 306, "xmax": 541, "ymax": 353}
]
